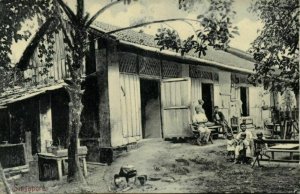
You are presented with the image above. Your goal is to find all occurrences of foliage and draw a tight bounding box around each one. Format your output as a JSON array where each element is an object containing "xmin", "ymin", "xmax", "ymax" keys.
[
  {"xmin": 248, "ymin": 0, "xmax": 299, "ymax": 94},
  {"xmin": 0, "ymin": 0, "xmax": 54, "ymax": 68},
  {"xmin": 0, "ymin": 66, "xmax": 25, "ymax": 92},
  {"xmin": 155, "ymin": 0, "xmax": 238, "ymax": 57}
]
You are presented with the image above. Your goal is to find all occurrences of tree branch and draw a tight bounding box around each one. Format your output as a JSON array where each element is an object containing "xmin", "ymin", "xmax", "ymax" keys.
[
  {"xmin": 56, "ymin": 0, "xmax": 77, "ymax": 23},
  {"xmin": 106, "ymin": 18, "xmax": 201, "ymax": 34},
  {"xmin": 77, "ymin": 0, "xmax": 84, "ymax": 20},
  {"xmin": 16, "ymin": 17, "xmax": 57, "ymax": 70},
  {"xmin": 86, "ymin": 0, "xmax": 123, "ymax": 27},
  {"xmin": 60, "ymin": 21, "xmax": 75, "ymax": 50},
  {"xmin": 181, "ymin": 20, "xmax": 199, "ymax": 41},
  {"xmin": 54, "ymin": 0, "xmax": 75, "ymax": 50}
]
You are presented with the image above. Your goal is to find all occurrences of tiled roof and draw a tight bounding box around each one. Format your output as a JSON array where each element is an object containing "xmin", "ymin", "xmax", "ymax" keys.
[
  {"xmin": 91, "ymin": 21, "xmax": 255, "ymax": 72},
  {"xmin": 0, "ymin": 82, "xmax": 66, "ymax": 106}
]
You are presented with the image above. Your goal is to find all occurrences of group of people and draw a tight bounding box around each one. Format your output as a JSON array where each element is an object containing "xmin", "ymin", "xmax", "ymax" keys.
[
  {"xmin": 192, "ymin": 100, "xmax": 230, "ymax": 145},
  {"xmin": 226, "ymin": 120, "xmax": 270, "ymax": 164},
  {"xmin": 191, "ymin": 99, "xmax": 269, "ymax": 164}
]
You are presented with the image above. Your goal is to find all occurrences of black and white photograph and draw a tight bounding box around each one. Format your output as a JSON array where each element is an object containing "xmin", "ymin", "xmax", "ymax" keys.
[{"xmin": 0, "ymin": 0, "xmax": 299, "ymax": 193}]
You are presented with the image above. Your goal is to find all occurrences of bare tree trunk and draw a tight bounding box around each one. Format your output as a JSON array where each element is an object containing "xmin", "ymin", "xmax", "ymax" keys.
[
  {"xmin": 66, "ymin": 85, "xmax": 85, "ymax": 183},
  {"xmin": 66, "ymin": 27, "xmax": 87, "ymax": 183}
]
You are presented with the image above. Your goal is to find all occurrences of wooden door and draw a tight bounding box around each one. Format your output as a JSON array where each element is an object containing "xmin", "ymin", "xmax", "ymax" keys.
[{"xmin": 161, "ymin": 78, "xmax": 191, "ymax": 138}]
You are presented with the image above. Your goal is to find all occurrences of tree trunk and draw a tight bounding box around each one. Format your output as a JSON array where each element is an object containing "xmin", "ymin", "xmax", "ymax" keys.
[
  {"xmin": 65, "ymin": 26, "xmax": 87, "ymax": 183},
  {"xmin": 66, "ymin": 85, "xmax": 86, "ymax": 183}
]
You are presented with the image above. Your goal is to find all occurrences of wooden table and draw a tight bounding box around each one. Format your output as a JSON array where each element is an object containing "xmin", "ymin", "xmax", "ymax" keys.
[
  {"xmin": 38, "ymin": 148, "xmax": 88, "ymax": 181},
  {"xmin": 267, "ymin": 144, "xmax": 299, "ymax": 160}
]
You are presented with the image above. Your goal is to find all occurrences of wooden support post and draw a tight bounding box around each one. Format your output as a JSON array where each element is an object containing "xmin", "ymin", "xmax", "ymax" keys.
[
  {"xmin": 82, "ymin": 157, "xmax": 87, "ymax": 177},
  {"xmin": 57, "ymin": 159, "xmax": 63, "ymax": 181},
  {"xmin": 290, "ymin": 152, "xmax": 294, "ymax": 160},
  {"xmin": 96, "ymin": 41, "xmax": 111, "ymax": 148},
  {"xmin": 107, "ymin": 41, "xmax": 122, "ymax": 147},
  {"xmin": 39, "ymin": 94, "xmax": 53, "ymax": 153},
  {"xmin": 95, "ymin": 38, "xmax": 122, "ymax": 150},
  {"xmin": 283, "ymin": 121, "xmax": 287, "ymax": 139},
  {"xmin": 25, "ymin": 132, "xmax": 33, "ymax": 161}
]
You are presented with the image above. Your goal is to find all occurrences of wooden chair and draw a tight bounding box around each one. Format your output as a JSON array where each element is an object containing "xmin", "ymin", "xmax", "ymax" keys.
[{"xmin": 231, "ymin": 117, "xmax": 239, "ymax": 134}]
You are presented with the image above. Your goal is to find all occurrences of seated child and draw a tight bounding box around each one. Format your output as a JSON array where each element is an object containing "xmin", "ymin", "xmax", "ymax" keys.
[
  {"xmin": 226, "ymin": 133, "xmax": 236, "ymax": 162},
  {"xmin": 235, "ymin": 132, "xmax": 250, "ymax": 164},
  {"xmin": 236, "ymin": 120, "xmax": 253, "ymax": 141}
]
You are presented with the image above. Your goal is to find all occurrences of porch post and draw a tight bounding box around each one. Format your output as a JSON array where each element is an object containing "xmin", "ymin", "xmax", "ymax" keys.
[
  {"xmin": 39, "ymin": 94, "xmax": 53, "ymax": 153},
  {"xmin": 95, "ymin": 39, "xmax": 111, "ymax": 148}
]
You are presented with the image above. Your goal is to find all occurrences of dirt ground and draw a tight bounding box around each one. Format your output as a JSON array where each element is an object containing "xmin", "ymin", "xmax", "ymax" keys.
[{"xmin": 6, "ymin": 137, "xmax": 300, "ymax": 194}]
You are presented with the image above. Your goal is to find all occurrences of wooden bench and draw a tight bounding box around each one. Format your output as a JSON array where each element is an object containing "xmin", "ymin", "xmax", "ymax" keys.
[
  {"xmin": 207, "ymin": 125, "xmax": 223, "ymax": 139},
  {"xmin": 253, "ymin": 139, "xmax": 299, "ymax": 165},
  {"xmin": 265, "ymin": 148, "xmax": 299, "ymax": 162}
]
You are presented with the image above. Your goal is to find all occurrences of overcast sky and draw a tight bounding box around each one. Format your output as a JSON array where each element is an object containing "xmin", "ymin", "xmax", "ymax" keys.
[
  {"xmin": 77, "ymin": 0, "xmax": 263, "ymax": 50},
  {"xmin": 10, "ymin": 0, "xmax": 263, "ymax": 63}
]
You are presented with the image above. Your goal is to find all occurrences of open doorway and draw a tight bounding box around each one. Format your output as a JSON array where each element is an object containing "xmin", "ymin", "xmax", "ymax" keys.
[
  {"xmin": 240, "ymin": 87, "xmax": 249, "ymax": 116},
  {"xmin": 140, "ymin": 79, "xmax": 161, "ymax": 138},
  {"xmin": 202, "ymin": 83, "xmax": 214, "ymax": 121}
]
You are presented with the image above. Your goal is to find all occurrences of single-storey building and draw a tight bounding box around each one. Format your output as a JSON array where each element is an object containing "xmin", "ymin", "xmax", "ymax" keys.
[
  {"xmin": 0, "ymin": 21, "xmax": 278, "ymax": 162},
  {"xmin": 78, "ymin": 22, "xmax": 275, "ymax": 162}
]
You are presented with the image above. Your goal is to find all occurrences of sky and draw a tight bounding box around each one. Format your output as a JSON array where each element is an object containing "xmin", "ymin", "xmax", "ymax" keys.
[{"xmin": 10, "ymin": 0, "xmax": 263, "ymax": 63}]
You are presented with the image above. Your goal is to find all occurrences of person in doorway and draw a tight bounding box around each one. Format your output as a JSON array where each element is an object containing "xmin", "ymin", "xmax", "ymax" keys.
[
  {"xmin": 192, "ymin": 105, "xmax": 211, "ymax": 145},
  {"xmin": 213, "ymin": 106, "xmax": 230, "ymax": 135}
]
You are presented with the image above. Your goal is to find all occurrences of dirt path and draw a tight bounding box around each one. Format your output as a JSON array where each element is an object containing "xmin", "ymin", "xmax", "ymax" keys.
[
  {"xmin": 84, "ymin": 139, "xmax": 299, "ymax": 193},
  {"xmin": 11, "ymin": 138, "xmax": 300, "ymax": 193}
]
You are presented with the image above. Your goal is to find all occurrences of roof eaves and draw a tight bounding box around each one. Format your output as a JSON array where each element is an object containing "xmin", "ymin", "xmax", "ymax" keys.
[
  {"xmin": 89, "ymin": 25, "xmax": 118, "ymax": 40},
  {"xmin": 225, "ymin": 48, "xmax": 255, "ymax": 62},
  {"xmin": 119, "ymin": 40, "xmax": 254, "ymax": 74},
  {"xmin": 0, "ymin": 82, "xmax": 67, "ymax": 106}
]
